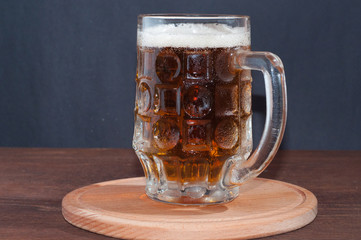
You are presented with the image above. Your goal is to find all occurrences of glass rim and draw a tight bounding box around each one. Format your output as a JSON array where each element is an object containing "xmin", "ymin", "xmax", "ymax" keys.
[{"xmin": 138, "ymin": 14, "xmax": 250, "ymax": 20}]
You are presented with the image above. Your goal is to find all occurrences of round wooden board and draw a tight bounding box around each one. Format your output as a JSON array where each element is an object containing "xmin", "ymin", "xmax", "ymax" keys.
[{"xmin": 62, "ymin": 177, "xmax": 317, "ymax": 240}]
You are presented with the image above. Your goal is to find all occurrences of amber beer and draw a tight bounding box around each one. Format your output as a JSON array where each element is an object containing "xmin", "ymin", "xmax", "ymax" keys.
[{"xmin": 133, "ymin": 23, "xmax": 252, "ymax": 201}]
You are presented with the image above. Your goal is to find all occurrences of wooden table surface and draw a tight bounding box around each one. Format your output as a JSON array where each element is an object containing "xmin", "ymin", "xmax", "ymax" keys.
[{"xmin": 0, "ymin": 148, "xmax": 360, "ymax": 239}]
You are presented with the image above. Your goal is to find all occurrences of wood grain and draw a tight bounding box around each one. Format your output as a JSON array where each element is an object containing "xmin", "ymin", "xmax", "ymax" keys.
[
  {"xmin": 0, "ymin": 148, "xmax": 360, "ymax": 239},
  {"xmin": 62, "ymin": 177, "xmax": 317, "ymax": 240}
]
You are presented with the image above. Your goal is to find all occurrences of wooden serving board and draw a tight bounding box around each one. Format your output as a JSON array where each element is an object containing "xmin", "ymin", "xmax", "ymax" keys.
[{"xmin": 62, "ymin": 177, "xmax": 317, "ymax": 240}]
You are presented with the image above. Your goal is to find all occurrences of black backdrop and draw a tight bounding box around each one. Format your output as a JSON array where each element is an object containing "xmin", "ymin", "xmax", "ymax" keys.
[{"xmin": 1, "ymin": 0, "xmax": 360, "ymax": 150}]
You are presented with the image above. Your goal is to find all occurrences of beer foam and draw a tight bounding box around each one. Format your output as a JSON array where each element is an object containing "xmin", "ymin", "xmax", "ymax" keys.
[{"xmin": 138, "ymin": 23, "xmax": 250, "ymax": 48}]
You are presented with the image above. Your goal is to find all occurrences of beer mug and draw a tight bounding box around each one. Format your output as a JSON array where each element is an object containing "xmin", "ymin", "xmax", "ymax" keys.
[{"xmin": 133, "ymin": 14, "xmax": 287, "ymax": 205}]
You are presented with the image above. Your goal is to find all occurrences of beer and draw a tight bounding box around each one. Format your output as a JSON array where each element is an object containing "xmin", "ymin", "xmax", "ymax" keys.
[{"xmin": 133, "ymin": 23, "xmax": 252, "ymax": 200}]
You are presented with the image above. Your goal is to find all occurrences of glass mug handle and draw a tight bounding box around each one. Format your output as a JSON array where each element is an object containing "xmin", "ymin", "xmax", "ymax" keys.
[{"xmin": 224, "ymin": 50, "xmax": 287, "ymax": 186}]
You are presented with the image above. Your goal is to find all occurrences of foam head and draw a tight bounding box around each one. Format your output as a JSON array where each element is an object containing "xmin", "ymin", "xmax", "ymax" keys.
[{"xmin": 138, "ymin": 23, "xmax": 250, "ymax": 48}]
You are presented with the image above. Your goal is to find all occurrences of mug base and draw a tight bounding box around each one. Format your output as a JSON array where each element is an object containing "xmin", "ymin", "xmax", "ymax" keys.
[{"xmin": 145, "ymin": 185, "xmax": 240, "ymax": 205}]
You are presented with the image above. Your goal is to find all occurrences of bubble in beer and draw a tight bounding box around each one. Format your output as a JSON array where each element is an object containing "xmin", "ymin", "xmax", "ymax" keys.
[
  {"xmin": 183, "ymin": 85, "xmax": 212, "ymax": 118},
  {"xmin": 183, "ymin": 120, "xmax": 212, "ymax": 151},
  {"xmin": 215, "ymin": 119, "xmax": 239, "ymax": 149},
  {"xmin": 186, "ymin": 51, "xmax": 210, "ymax": 80},
  {"xmin": 156, "ymin": 49, "xmax": 181, "ymax": 83},
  {"xmin": 153, "ymin": 118, "xmax": 180, "ymax": 150},
  {"xmin": 215, "ymin": 50, "xmax": 236, "ymax": 82},
  {"xmin": 215, "ymin": 84, "xmax": 239, "ymax": 117}
]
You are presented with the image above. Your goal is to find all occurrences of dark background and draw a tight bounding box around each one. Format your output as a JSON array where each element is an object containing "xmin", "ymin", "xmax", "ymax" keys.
[{"xmin": 0, "ymin": 0, "xmax": 360, "ymax": 150}]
